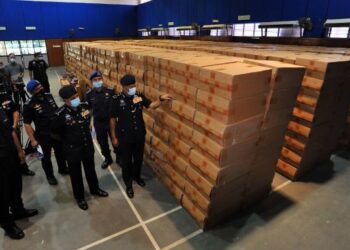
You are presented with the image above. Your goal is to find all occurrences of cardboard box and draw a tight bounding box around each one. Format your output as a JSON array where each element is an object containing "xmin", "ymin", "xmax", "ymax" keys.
[
  {"xmin": 196, "ymin": 90, "xmax": 267, "ymax": 124},
  {"xmin": 197, "ymin": 62, "xmax": 271, "ymax": 100},
  {"xmin": 165, "ymin": 149, "xmax": 191, "ymax": 174},
  {"xmin": 193, "ymin": 111, "xmax": 263, "ymax": 146}
]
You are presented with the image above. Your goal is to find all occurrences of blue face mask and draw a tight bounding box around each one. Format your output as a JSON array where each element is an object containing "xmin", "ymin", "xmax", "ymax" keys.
[
  {"xmin": 93, "ymin": 80, "xmax": 103, "ymax": 88},
  {"xmin": 70, "ymin": 97, "xmax": 81, "ymax": 108},
  {"xmin": 127, "ymin": 87, "xmax": 136, "ymax": 96}
]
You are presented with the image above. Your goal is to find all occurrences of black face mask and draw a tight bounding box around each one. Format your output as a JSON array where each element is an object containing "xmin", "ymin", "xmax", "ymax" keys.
[{"xmin": 35, "ymin": 89, "xmax": 45, "ymax": 98}]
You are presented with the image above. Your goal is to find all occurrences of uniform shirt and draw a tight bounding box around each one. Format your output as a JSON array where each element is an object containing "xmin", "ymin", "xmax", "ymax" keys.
[
  {"xmin": 0, "ymin": 94, "xmax": 19, "ymax": 125},
  {"xmin": 23, "ymin": 93, "xmax": 58, "ymax": 135},
  {"xmin": 110, "ymin": 92, "xmax": 151, "ymax": 141},
  {"xmin": 28, "ymin": 59, "xmax": 48, "ymax": 82},
  {"xmin": 85, "ymin": 86, "xmax": 115, "ymax": 122},
  {"xmin": 51, "ymin": 103, "xmax": 93, "ymax": 152},
  {"xmin": 0, "ymin": 107, "xmax": 15, "ymax": 157}
]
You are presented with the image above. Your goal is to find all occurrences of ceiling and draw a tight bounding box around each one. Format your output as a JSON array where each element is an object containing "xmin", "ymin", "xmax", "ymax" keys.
[{"xmin": 19, "ymin": 0, "xmax": 147, "ymax": 5}]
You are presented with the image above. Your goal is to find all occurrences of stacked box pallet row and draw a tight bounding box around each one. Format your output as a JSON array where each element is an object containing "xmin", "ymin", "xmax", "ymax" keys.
[
  {"xmin": 63, "ymin": 42, "xmax": 305, "ymax": 228},
  {"xmin": 119, "ymin": 40, "xmax": 350, "ymax": 180}
]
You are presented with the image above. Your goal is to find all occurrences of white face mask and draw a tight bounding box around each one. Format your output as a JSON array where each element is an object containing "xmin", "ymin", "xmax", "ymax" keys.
[
  {"xmin": 10, "ymin": 58, "xmax": 15, "ymax": 63},
  {"xmin": 127, "ymin": 87, "xmax": 136, "ymax": 96}
]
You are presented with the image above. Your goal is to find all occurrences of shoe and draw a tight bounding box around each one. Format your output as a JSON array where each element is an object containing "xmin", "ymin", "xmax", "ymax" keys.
[
  {"xmin": 77, "ymin": 199, "xmax": 88, "ymax": 210},
  {"xmin": 47, "ymin": 176, "xmax": 58, "ymax": 185},
  {"xmin": 91, "ymin": 188, "xmax": 109, "ymax": 197},
  {"xmin": 21, "ymin": 169, "xmax": 35, "ymax": 176},
  {"xmin": 13, "ymin": 208, "xmax": 39, "ymax": 220},
  {"xmin": 2, "ymin": 223, "xmax": 25, "ymax": 240},
  {"xmin": 134, "ymin": 178, "xmax": 146, "ymax": 187},
  {"xmin": 126, "ymin": 187, "xmax": 134, "ymax": 199},
  {"xmin": 101, "ymin": 157, "xmax": 113, "ymax": 170},
  {"xmin": 58, "ymin": 168, "xmax": 70, "ymax": 176}
]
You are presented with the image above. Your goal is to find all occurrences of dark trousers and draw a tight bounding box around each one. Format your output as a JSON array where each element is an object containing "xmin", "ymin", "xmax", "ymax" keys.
[
  {"xmin": 66, "ymin": 149, "xmax": 99, "ymax": 200},
  {"xmin": 37, "ymin": 134, "xmax": 67, "ymax": 178},
  {"xmin": 40, "ymin": 79, "xmax": 50, "ymax": 93},
  {"xmin": 119, "ymin": 136, "xmax": 145, "ymax": 188},
  {"xmin": 0, "ymin": 154, "xmax": 24, "ymax": 226},
  {"xmin": 13, "ymin": 91, "xmax": 26, "ymax": 106},
  {"xmin": 94, "ymin": 120, "xmax": 112, "ymax": 161}
]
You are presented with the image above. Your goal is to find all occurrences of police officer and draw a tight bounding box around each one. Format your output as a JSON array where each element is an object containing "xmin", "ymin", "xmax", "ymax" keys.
[
  {"xmin": 85, "ymin": 71, "xmax": 116, "ymax": 169},
  {"xmin": 110, "ymin": 75, "xmax": 173, "ymax": 198},
  {"xmin": 0, "ymin": 106, "xmax": 38, "ymax": 240},
  {"xmin": 0, "ymin": 82, "xmax": 35, "ymax": 176},
  {"xmin": 52, "ymin": 85, "xmax": 108, "ymax": 210},
  {"xmin": 23, "ymin": 80, "xmax": 69, "ymax": 185},
  {"xmin": 28, "ymin": 52, "xmax": 50, "ymax": 93}
]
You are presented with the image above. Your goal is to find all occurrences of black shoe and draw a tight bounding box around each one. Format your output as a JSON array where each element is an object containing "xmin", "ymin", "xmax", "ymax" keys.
[
  {"xmin": 134, "ymin": 178, "xmax": 146, "ymax": 187},
  {"xmin": 101, "ymin": 158, "xmax": 113, "ymax": 169},
  {"xmin": 58, "ymin": 168, "xmax": 70, "ymax": 176},
  {"xmin": 2, "ymin": 223, "xmax": 25, "ymax": 240},
  {"xmin": 91, "ymin": 188, "xmax": 109, "ymax": 197},
  {"xmin": 13, "ymin": 208, "xmax": 39, "ymax": 220},
  {"xmin": 126, "ymin": 187, "xmax": 134, "ymax": 199},
  {"xmin": 21, "ymin": 169, "xmax": 35, "ymax": 176},
  {"xmin": 77, "ymin": 199, "xmax": 88, "ymax": 210},
  {"xmin": 47, "ymin": 176, "xmax": 58, "ymax": 185}
]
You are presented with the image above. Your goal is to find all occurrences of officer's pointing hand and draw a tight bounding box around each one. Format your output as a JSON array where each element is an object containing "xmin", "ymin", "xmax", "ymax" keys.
[{"xmin": 160, "ymin": 94, "xmax": 174, "ymax": 101}]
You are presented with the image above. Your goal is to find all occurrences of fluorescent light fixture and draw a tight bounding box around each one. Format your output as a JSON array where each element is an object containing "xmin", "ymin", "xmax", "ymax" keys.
[
  {"xmin": 158, "ymin": 24, "xmax": 163, "ymax": 27},
  {"xmin": 168, "ymin": 22, "xmax": 174, "ymax": 26},
  {"xmin": 78, "ymin": 27, "xmax": 85, "ymax": 31},
  {"xmin": 0, "ymin": 26, "xmax": 6, "ymax": 31},
  {"xmin": 212, "ymin": 19, "xmax": 220, "ymax": 23},
  {"xmin": 25, "ymin": 26, "xmax": 36, "ymax": 31}
]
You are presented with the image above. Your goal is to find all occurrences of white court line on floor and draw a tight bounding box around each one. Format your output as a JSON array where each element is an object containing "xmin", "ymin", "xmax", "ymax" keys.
[
  {"xmin": 91, "ymin": 140, "xmax": 161, "ymax": 250},
  {"xmin": 161, "ymin": 229, "xmax": 203, "ymax": 250},
  {"xmin": 271, "ymin": 180, "xmax": 292, "ymax": 193},
  {"xmin": 77, "ymin": 224, "xmax": 141, "ymax": 250}
]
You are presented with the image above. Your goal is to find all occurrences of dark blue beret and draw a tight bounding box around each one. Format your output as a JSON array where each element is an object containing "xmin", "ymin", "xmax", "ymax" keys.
[
  {"xmin": 89, "ymin": 71, "xmax": 102, "ymax": 81},
  {"xmin": 120, "ymin": 74, "xmax": 136, "ymax": 86},
  {"xmin": 59, "ymin": 85, "xmax": 77, "ymax": 99}
]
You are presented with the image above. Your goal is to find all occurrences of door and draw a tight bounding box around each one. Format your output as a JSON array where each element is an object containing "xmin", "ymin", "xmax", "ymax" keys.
[{"xmin": 46, "ymin": 39, "xmax": 64, "ymax": 66}]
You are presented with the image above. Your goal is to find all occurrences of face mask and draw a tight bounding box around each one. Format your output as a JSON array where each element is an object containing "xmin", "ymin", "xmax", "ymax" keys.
[
  {"xmin": 10, "ymin": 58, "xmax": 15, "ymax": 63},
  {"xmin": 127, "ymin": 87, "xmax": 136, "ymax": 96},
  {"xmin": 36, "ymin": 89, "xmax": 45, "ymax": 96},
  {"xmin": 93, "ymin": 80, "xmax": 103, "ymax": 88},
  {"xmin": 70, "ymin": 97, "xmax": 81, "ymax": 108}
]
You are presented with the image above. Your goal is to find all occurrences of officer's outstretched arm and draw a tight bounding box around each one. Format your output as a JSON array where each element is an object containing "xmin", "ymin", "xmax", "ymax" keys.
[
  {"xmin": 149, "ymin": 94, "xmax": 174, "ymax": 109},
  {"xmin": 12, "ymin": 111, "xmax": 20, "ymax": 129}
]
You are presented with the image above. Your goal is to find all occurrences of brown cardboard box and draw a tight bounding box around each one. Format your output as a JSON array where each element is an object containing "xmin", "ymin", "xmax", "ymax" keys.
[
  {"xmin": 196, "ymin": 90, "xmax": 267, "ymax": 124},
  {"xmin": 169, "ymin": 136, "xmax": 192, "ymax": 157},
  {"xmin": 191, "ymin": 130, "xmax": 259, "ymax": 167},
  {"xmin": 165, "ymin": 149, "xmax": 190, "ymax": 174},
  {"xmin": 193, "ymin": 111, "xmax": 263, "ymax": 146},
  {"xmin": 197, "ymin": 62, "xmax": 271, "ymax": 100}
]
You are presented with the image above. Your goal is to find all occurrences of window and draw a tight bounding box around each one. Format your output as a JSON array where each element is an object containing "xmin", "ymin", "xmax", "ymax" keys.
[
  {"xmin": 0, "ymin": 42, "xmax": 6, "ymax": 56},
  {"xmin": 232, "ymin": 23, "xmax": 260, "ymax": 37},
  {"xmin": 266, "ymin": 28, "xmax": 279, "ymax": 37},
  {"xmin": 329, "ymin": 27, "xmax": 350, "ymax": 38},
  {"xmin": 5, "ymin": 41, "xmax": 21, "ymax": 55}
]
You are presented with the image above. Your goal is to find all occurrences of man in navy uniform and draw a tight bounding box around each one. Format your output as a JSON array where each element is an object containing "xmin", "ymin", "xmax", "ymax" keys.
[
  {"xmin": 0, "ymin": 105, "xmax": 38, "ymax": 240},
  {"xmin": 110, "ymin": 75, "xmax": 173, "ymax": 198},
  {"xmin": 52, "ymin": 85, "xmax": 108, "ymax": 210},
  {"xmin": 85, "ymin": 71, "xmax": 121, "ymax": 169},
  {"xmin": 0, "ymin": 82, "xmax": 35, "ymax": 176},
  {"xmin": 23, "ymin": 80, "xmax": 69, "ymax": 185},
  {"xmin": 28, "ymin": 52, "xmax": 50, "ymax": 93}
]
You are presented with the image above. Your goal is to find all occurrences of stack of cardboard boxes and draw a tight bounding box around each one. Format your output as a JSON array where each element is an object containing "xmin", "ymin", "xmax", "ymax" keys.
[
  {"xmin": 117, "ymin": 40, "xmax": 350, "ymax": 180},
  {"xmin": 64, "ymin": 41, "xmax": 307, "ymax": 228}
]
